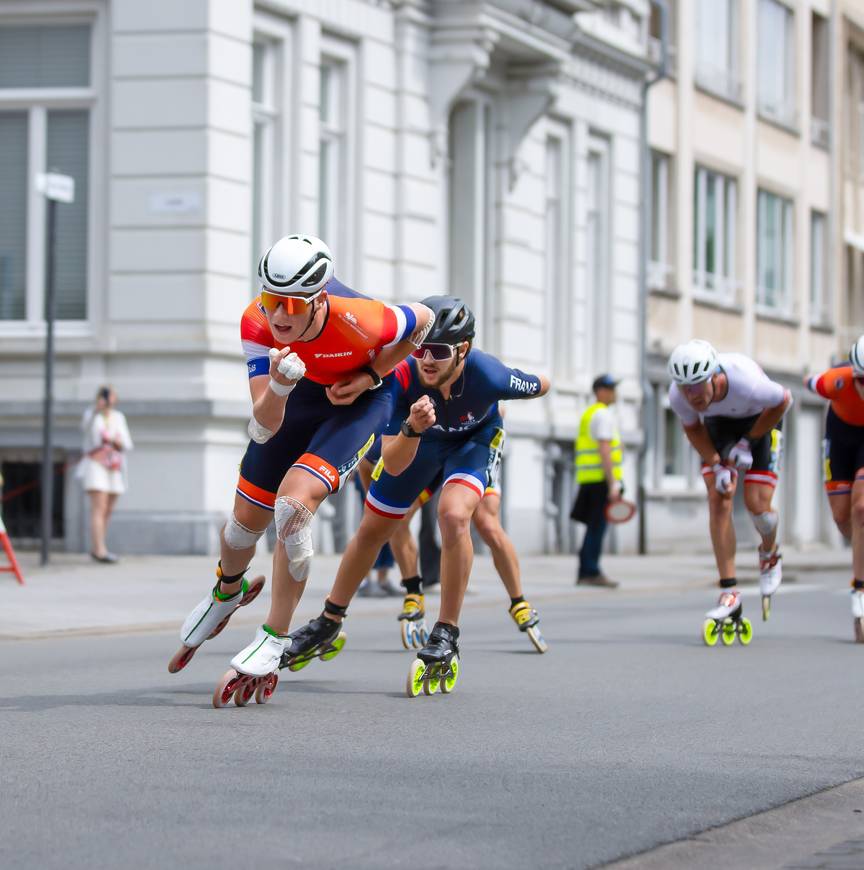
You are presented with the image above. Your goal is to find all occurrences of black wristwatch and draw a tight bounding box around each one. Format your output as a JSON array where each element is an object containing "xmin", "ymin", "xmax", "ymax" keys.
[
  {"xmin": 362, "ymin": 366, "xmax": 383, "ymax": 390},
  {"xmin": 400, "ymin": 419, "xmax": 421, "ymax": 438}
]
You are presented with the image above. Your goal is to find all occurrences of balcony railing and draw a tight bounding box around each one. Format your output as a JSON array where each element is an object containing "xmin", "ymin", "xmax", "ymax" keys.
[{"xmin": 693, "ymin": 271, "xmax": 741, "ymax": 307}]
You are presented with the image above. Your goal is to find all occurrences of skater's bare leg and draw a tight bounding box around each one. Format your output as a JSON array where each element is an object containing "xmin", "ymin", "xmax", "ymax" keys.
[
  {"xmin": 264, "ymin": 468, "xmax": 328, "ymax": 634},
  {"xmin": 472, "ymin": 492, "xmax": 522, "ymax": 599},
  {"xmin": 216, "ymin": 495, "xmax": 273, "ymax": 596},
  {"xmin": 852, "ymin": 478, "xmax": 864, "ymax": 580},
  {"xmin": 830, "ymin": 490, "xmax": 853, "ymax": 540},
  {"xmin": 328, "ymin": 508, "xmax": 401, "ymax": 614},
  {"xmin": 390, "ymin": 501, "xmax": 421, "ymax": 579},
  {"xmin": 744, "ymin": 482, "xmax": 778, "ymax": 554},
  {"xmin": 706, "ymin": 475, "xmax": 737, "ymax": 579},
  {"xmin": 437, "ymin": 483, "xmax": 481, "ymax": 625}
]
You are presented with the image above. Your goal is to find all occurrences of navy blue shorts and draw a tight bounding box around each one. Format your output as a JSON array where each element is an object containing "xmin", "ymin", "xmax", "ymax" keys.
[
  {"xmin": 365, "ymin": 417, "xmax": 504, "ymax": 519},
  {"xmin": 237, "ymin": 377, "xmax": 393, "ymax": 510}
]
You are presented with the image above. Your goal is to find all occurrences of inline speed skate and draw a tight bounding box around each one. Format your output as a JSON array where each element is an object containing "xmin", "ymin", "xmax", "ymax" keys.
[
  {"xmin": 407, "ymin": 621, "xmax": 460, "ymax": 697},
  {"xmin": 168, "ymin": 571, "xmax": 265, "ymax": 673},
  {"xmin": 759, "ymin": 548, "xmax": 782, "ymax": 621},
  {"xmin": 509, "ymin": 600, "xmax": 547, "ymax": 653},
  {"xmin": 851, "ymin": 582, "xmax": 864, "ymax": 643},
  {"xmin": 398, "ymin": 593, "xmax": 429, "ymax": 649},
  {"xmin": 703, "ymin": 588, "xmax": 753, "ymax": 647}
]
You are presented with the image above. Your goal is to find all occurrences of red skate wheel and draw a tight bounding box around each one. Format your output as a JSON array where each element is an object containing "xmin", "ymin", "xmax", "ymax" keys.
[
  {"xmin": 241, "ymin": 576, "xmax": 265, "ymax": 606},
  {"xmin": 212, "ymin": 669, "xmax": 243, "ymax": 708},
  {"xmin": 234, "ymin": 677, "xmax": 255, "ymax": 707},
  {"xmin": 255, "ymin": 673, "xmax": 278, "ymax": 704},
  {"xmin": 167, "ymin": 645, "xmax": 196, "ymax": 674}
]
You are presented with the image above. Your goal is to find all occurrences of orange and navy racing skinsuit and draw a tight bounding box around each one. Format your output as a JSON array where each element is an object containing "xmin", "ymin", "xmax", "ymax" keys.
[
  {"xmin": 237, "ymin": 278, "xmax": 418, "ymax": 510},
  {"xmin": 807, "ymin": 365, "xmax": 864, "ymax": 497}
]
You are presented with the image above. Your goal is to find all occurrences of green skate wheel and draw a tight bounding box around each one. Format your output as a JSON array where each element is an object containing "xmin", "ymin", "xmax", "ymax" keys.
[
  {"xmin": 407, "ymin": 658, "xmax": 425, "ymax": 698},
  {"xmin": 423, "ymin": 664, "xmax": 441, "ymax": 695},
  {"xmin": 400, "ymin": 621, "xmax": 411, "ymax": 650},
  {"xmin": 439, "ymin": 656, "xmax": 460, "ymax": 694},
  {"xmin": 320, "ymin": 631, "xmax": 346, "ymax": 662},
  {"xmin": 721, "ymin": 620, "xmax": 736, "ymax": 646},
  {"xmin": 762, "ymin": 595, "xmax": 771, "ymax": 622},
  {"xmin": 702, "ymin": 618, "xmax": 719, "ymax": 647},
  {"xmin": 287, "ymin": 655, "xmax": 311, "ymax": 672},
  {"xmin": 738, "ymin": 618, "xmax": 753, "ymax": 646}
]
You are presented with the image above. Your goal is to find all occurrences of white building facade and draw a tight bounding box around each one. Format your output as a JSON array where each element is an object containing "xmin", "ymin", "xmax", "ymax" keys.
[{"xmin": 0, "ymin": 0, "xmax": 653, "ymax": 555}]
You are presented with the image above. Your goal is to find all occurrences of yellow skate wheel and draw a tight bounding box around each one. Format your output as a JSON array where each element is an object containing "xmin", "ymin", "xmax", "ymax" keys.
[
  {"xmin": 320, "ymin": 631, "xmax": 346, "ymax": 662},
  {"xmin": 287, "ymin": 655, "xmax": 311, "ymax": 672},
  {"xmin": 527, "ymin": 625, "xmax": 548, "ymax": 654},
  {"xmin": 721, "ymin": 620, "xmax": 736, "ymax": 646},
  {"xmin": 439, "ymin": 656, "xmax": 460, "ymax": 694},
  {"xmin": 424, "ymin": 664, "xmax": 441, "ymax": 695},
  {"xmin": 400, "ymin": 621, "xmax": 411, "ymax": 650},
  {"xmin": 702, "ymin": 618, "xmax": 719, "ymax": 647},
  {"xmin": 738, "ymin": 618, "xmax": 753, "ymax": 646},
  {"xmin": 761, "ymin": 596, "xmax": 771, "ymax": 622},
  {"xmin": 407, "ymin": 658, "xmax": 425, "ymax": 698}
]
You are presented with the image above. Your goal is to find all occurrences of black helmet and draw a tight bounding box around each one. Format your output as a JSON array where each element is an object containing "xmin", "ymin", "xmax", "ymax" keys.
[{"xmin": 421, "ymin": 295, "xmax": 475, "ymax": 345}]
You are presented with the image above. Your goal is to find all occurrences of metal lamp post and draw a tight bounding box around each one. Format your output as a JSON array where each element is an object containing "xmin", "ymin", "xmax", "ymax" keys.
[{"xmin": 36, "ymin": 171, "xmax": 75, "ymax": 565}]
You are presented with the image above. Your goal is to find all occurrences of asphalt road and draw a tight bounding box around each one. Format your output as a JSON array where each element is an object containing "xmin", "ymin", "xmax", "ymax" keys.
[{"xmin": 2, "ymin": 572, "xmax": 863, "ymax": 870}]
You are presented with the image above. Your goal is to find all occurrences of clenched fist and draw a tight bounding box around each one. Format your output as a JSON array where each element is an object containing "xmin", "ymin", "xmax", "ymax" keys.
[
  {"xmin": 268, "ymin": 346, "xmax": 305, "ymax": 396},
  {"xmin": 408, "ymin": 395, "xmax": 436, "ymax": 433}
]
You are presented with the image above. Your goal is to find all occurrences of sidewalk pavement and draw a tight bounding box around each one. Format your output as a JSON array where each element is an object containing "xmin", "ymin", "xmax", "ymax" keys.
[{"xmin": 0, "ymin": 544, "xmax": 850, "ymax": 640}]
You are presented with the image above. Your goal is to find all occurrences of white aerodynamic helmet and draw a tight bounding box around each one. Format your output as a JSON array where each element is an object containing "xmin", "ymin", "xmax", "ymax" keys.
[
  {"xmin": 851, "ymin": 334, "xmax": 864, "ymax": 376},
  {"xmin": 667, "ymin": 339, "xmax": 719, "ymax": 385},
  {"xmin": 257, "ymin": 234, "xmax": 334, "ymax": 298}
]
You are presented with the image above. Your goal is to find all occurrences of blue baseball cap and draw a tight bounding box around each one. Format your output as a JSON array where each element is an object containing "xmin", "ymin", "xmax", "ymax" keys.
[{"xmin": 592, "ymin": 374, "xmax": 619, "ymax": 391}]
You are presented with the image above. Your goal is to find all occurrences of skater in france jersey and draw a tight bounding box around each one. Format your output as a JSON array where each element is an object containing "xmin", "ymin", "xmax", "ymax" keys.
[
  {"xmin": 667, "ymin": 340, "xmax": 791, "ymax": 643},
  {"xmin": 805, "ymin": 335, "xmax": 864, "ymax": 641},
  {"xmin": 168, "ymin": 234, "xmax": 433, "ymax": 707},
  {"xmin": 283, "ymin": 295, "xmax": 550, "ymax": 697}
]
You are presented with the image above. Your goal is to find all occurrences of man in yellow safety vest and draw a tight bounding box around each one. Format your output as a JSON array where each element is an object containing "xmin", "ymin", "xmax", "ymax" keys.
[{"xmin": 570, "ymin": 374, "xmax": 623, "ymax": 587}]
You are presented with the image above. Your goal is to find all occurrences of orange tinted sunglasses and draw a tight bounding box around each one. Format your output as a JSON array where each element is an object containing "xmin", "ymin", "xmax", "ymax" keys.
[{"xmin": 260, "ymin": 290, "xmax": 313, "ymax": 315}]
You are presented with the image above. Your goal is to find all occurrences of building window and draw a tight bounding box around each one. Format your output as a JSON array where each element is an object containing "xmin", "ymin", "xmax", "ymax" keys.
[
  {"xmin": 811, "ymin": 13, "xmax": 829, "ymax": 148},
  {"xmin": 757, "ymin": 189, "xmax": 794, "ymax": 315},
  {"xmin": 586, "ymin": 133, "xmax": 611, "ymax": 372},
  {"xmin": 545, "ymin": 121, "xmax": 572, "ymax": 377},
  {"xmin": 757, "ymin": 0, "xmax": 796, "ymax": 128},
  {"xmin": 648, "ymin": 0, "xmax": 677, "ymax": 74},
  {"xmin": 0, "ymin": 23, "xmax": 93, "ymax": 323},
  {"xmin": 694, "ymin": 0, "xmax": 741, "ymax": 103},
  {"xmin": 252, "ymin": 37, "xmax": 280, "ymax": 283},
  {"xmin": 649, "ymin": 150, "xmax": 674, "ymax": 292},
  {"xmin": 693, "ymin": 166, "xmax": 737, "ymax": 302},
  {"xmin": 651, "ymin": 388, "xmax": 699, "ymax": 491},
  {"xmin": 848, "ymin": 49, "xmax": 864, "ymax": 180},
  {"xmin": 810, "ymin": 211, "xmax": 828, "ymax": 326},
  {"xmin": 318, "ymin": 39, "xmax": 355, "ymax": 274}
]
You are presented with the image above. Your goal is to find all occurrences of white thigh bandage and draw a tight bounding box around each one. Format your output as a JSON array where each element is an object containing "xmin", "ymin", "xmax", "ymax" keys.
[
  {"xmin": 752, "ymin": 510, "xmax": 778, "ymax": 537},
  {"xmin": 248, "ymin": 416, "xmax": 274, "ymax": 444},
  {"xmin": 223, "ymin": 513, "xmax": 265, "ymax": 550},
  {"xmin": 274, "ymin": 495, "xmax": 314, "ymax": 582}
]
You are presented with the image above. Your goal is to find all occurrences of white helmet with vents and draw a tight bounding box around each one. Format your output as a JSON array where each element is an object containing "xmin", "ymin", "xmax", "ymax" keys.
[
  {"xmin": 667, "ymin": 339, "xmax": 719, "ymax": 385},
  {"xmin": 257, "ymin": 234, "xmax": 334, "ymax": 298},
  {"xmin": 851, "ymin": 334, "xmax": 864, "ymax": 376}
]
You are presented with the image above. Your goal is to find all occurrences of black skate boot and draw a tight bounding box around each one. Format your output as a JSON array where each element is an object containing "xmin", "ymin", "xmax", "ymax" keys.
[{"xmin": 281, "ymin": 600, "xmax": 347, "ymax": 672}]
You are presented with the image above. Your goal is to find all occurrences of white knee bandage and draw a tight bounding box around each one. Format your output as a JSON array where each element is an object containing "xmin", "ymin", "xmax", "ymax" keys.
[
  {"xmin": 223, "ymin": 513, "xmax": 265, "ymax": 550},
  {"xmin": 274, "ymin": 495, "xmax": 314, "ymax": 582},
  {"xmin": 752, "ymin": 510, "xmax": 778, "ymax": 537},
  {"xmin": 248, "ymin": 415, "xmax": 274, "ymax": 444}
]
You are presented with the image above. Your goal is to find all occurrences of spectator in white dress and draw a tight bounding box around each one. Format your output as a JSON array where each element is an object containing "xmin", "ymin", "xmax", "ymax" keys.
[{"xmin": 79, "ymin": 386, "xmax": 133, "ymax": 563}]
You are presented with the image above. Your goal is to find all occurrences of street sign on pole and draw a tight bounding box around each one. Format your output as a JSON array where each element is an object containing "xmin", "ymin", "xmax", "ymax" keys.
[{"xmin": 37, "ymin": 171, "xmax": 74, "ymax": 565}]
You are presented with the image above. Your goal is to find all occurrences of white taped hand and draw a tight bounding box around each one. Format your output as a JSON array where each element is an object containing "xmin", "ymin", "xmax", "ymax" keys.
[
  {"xmin": 712, "ymin": 463, "xmax": 736, "ymax": 494},
  {"xmin": 268, "ymin": 347, "xmax": 305, "ymax": 396},
  {"xmin": 728, "ymin": 437, "xmax": 753, "ymax": 470}
]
